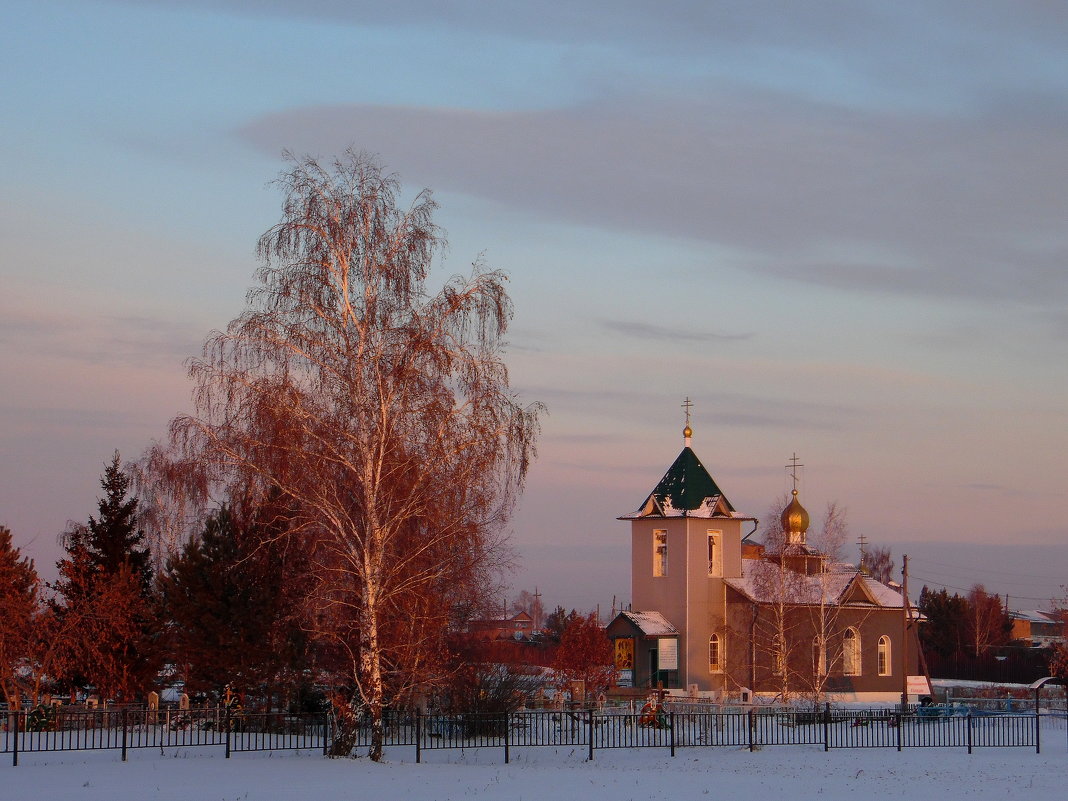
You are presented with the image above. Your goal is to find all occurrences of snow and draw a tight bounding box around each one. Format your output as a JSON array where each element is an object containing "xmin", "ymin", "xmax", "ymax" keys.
[
  {"xmin": 3, "ymin": 735, "xmax": 1066, "ymax": 801},
  {"xmin": 616, "ymin": 610, "xmax": 678, "ymax": 636}
]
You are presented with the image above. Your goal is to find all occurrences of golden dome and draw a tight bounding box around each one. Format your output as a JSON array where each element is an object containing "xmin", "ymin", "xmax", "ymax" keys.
[
  {"xmin": 683, "ymin": 424, "xmax": 693, "ymax": 439},
  {"xmin": 780, "ymin": 489, "xmax": 810, "ymax": 537}
]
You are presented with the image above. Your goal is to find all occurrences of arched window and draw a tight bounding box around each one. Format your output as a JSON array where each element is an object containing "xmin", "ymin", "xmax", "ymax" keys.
[
  {"xmin": 843, "ymin": 628, "xmax": 861, "ymax": 676},
  {"xmin": 709, "ymin": 634, "xmax": 723, "ymax": 673},
  {"xmin": 878, "ymin": 636, "xmax": 891, "ymax": 676}
]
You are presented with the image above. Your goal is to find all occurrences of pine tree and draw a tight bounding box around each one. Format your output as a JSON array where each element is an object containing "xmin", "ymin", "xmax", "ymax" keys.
[
  {"xmin": 159, "ymin": 503, "xmax": 309, "ymax": 701},
  {"xmin": 86, "ymin": 451, "xmax": 153, "ymax": 595},
  {"xmin": 48, "ymin": 454, "xmax": 161, "ymax": 701},
  {"xmin": 0, "ymin": 525, "xmax": 39, "ymax": 707}
]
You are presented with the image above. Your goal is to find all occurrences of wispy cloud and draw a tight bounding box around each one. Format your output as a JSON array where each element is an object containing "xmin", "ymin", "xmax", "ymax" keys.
[
  {"xmin": 236, "ymin": 90, "xmax": 1068, "ymax": 310},
  {"xmin": 599, "ymin": 319, "xmax": 753, "ymax": 343},
  {"xmin": 0, "ymin": 294, "xmax": 203, "ymax": 368}
]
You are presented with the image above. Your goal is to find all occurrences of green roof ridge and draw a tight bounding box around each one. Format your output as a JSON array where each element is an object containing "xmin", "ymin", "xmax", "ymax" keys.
[{"xmin": 647, "ymin": 447, "xmax": 735, "ymax": 513}]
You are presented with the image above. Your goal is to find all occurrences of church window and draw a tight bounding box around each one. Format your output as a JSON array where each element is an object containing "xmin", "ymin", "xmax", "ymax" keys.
[
  {"xmin": 707, "ymin": 530, "xmax": 721, "ymax": 576},
  {"xmin": 843, "ymin": 628, "xmax": 861, "ymax": 676},
  {"xmin": 878, "ymin": 636, "xmax": 891, "ymax": 676},
  {"xmin": 653, "ymin": 530, "xmax": 668, "ymax": 577},
  {"xmin": 709, "ymin": 634, "xmax": 722, "ymax": 672}
]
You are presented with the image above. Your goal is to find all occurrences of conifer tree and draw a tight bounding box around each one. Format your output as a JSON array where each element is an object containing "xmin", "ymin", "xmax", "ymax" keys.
[
  {"xmin": 49, "ymin": 455, "xmax": 161, "ymax": 701},
  {"xmin": 0, "ymin": 525, "xmax": 39, "ymax": 707},
  {"xmin": 86, "ymin": 451, "xmax": 153, "ymax": 595},
  {"xmin": 159, "ymin": 504, "xmax": 309, "ymax": 701}
]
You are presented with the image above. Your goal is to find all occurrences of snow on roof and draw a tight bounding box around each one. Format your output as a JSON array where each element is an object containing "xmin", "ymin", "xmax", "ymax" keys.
[
  {"xmin": 724, "ymin": 560, "xmax": 906, "ymax": 609},
  {"xmin": 618, "ymin": 610, "xmax": 679, "ymax": 636},
  {"xmin": 1011, "ymin": 610, "xmax": 1061, "ymax": 624}
]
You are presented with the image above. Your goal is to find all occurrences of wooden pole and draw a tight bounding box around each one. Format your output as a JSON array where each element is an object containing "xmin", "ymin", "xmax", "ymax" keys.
[{"xmin": 901, "ymin": 554, "xmax": 910, "ymax": 712}]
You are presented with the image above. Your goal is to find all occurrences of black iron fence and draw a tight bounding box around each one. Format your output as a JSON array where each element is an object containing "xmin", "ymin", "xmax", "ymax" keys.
[{"xmin": 2, "ymin": 705, "xmax": 1062, "ymax": 766}]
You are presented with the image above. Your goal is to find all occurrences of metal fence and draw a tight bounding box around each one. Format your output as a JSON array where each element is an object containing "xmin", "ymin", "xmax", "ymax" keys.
[{"xmin": 2, "ymin": 705, "xmax": 1060, "ymax": 766}]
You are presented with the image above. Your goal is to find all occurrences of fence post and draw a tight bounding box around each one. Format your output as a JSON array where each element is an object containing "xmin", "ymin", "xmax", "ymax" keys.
[
  {"xmin": 748, "ymin": 707, "xmax": 756, "ymax": 752},
  {"xmin": 1035, "ymin": 707, "xmax": 1040, "ymax": 755},
  {"xmin": 415, "ymin": 711, "xmax": 421, "ymax": 764},
  {"xmin": 895, "ymin": 711, "xmax": 902, "ymax": 752},
  {"xmin": 966, "ymin": 711, "xmax": 972, "ymax": 755},
  {"xmin": 669, "ymin": 712, "xmax": 675, "ymax": 757},
  {"xmin": 587, "ymin": 708, "xmax": 594, "ymax": 761},
  {"xmin": 504, "ymin": 711, "xmax": 510, "ymax": 764},
  {"xmin": 11, "ymin": 710, "xmax": 18, "ymax": 767},
  {"xmin": 224, "ymin": 707, "xmax": 231, "ymax": 759},
  {"xmin": 323, "ymin": 710, "xmax": 330, "ymax": 757},
  {"xmin": 823, "ymin": 703, "xmax": 830, "ymax": 752},
  {"xmin": 121, "ymin": 707, "xmax": 128, "ymax": 762}
]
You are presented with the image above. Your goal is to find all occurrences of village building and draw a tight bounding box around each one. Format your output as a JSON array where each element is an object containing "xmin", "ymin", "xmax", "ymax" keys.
[
  {"xmin": 607, "ymin": 420, "xmax": 920, "ymax": 702},
  {"xmin": 1009, "ymin": 610, "xmax": 1066, "ymax": 649},
  {"xmin": 465, "ymin": 610, "xmax": 536, "ymax": 642}
]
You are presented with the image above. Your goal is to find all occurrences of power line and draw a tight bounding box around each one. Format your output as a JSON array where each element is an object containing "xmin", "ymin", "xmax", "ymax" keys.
[
  {"xmin": 913, "ymin": 557, "xmax": 1067, "ymax": 583},
  {"xmin": 910, "ymin": 573, "xmax": 1060, "ymax": 604}
]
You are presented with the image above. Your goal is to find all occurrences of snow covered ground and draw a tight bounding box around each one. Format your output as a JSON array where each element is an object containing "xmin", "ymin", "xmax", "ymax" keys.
[{"xmin": 3, "ymin": 739, "xmax": 1066, "ymax": 801}]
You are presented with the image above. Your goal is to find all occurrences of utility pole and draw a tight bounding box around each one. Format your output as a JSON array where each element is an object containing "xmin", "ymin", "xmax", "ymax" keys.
[{"xmin": 901, "ymin": 554, "xmax": 910, "ymax": 712}]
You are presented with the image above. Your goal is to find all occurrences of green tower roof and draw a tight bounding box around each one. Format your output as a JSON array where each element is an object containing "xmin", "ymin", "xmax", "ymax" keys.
[{"xmin": 620, "ymin": 446, "xmax": 742, "ymax": 519}]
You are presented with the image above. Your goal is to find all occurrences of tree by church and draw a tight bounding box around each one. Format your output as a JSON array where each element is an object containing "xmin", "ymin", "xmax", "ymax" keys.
[
  {"xmin": 551, "ymin": 611, "xmax": 615, "ymax": 697},
  {"xmin": 152, "ymin": 151, "xmax": 541, "ymax": 760}
]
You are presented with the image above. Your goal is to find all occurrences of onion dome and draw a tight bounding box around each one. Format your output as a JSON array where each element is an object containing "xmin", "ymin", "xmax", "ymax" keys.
[{"xmin": 781, "ymin": 489, "xmax": 810, "ymax": 540}]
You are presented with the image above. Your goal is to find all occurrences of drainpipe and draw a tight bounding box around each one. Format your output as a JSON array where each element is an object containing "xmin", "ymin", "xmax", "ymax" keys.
[{"xmin": 750, "ymin": 602, "xmax": 759, "ymax": 692}]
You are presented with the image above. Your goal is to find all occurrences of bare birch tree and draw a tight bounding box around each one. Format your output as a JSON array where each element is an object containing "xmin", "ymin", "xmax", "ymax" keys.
[{"xmin": 155, "ymin": 151, "xmax": 540, "ymax": 759}]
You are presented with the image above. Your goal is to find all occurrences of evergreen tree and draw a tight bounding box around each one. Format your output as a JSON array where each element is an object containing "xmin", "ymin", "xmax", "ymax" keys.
[
  {"xmin": 0, "ymin": 525, "xmax": 39, "ymax": 707},
  {"xmin": 159, "ymin": 503, "xmax": 309, "ymax": 701},
  {"xmin": 48, "ymin": 454, "xmax": 161, "ymax": 701},
  {"xmin": 86, "ymin": 451, "xmax": 153, "ymax": 595}
]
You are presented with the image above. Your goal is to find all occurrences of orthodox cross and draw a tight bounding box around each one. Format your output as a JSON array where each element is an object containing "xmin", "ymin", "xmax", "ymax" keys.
[
  {"xmin": 682, "ymin": 397, "xmax": 693, "ymax": 428},
  {"xmin": 785, "ymin": 452, "xmax": 803, "ymax": 492}
]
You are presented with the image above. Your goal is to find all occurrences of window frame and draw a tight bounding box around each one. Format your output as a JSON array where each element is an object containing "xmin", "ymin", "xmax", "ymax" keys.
[
  {"xmin": 706, "ymin": 530, "xmax": 722, "ymax": 576},
  {"xmin": 843, "ymin": 627, "xmax": 861, "ymax": 676},
  {"xmin": 709, "ymin": 633, "xmax": 723, "ymax": 673},
  {"xmin": 877, "ymin": 635, "xmax": 891, "ymax": 676},
  {"xmin": 653, "ymin": 529, "xmax": 668, "ymax": 577}
]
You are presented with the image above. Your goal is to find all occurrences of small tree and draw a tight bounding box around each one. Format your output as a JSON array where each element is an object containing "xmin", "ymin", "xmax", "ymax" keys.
[
  {"xmin": 965, "ymin": 584, "xmax": 1011, "ymax": 658},
  {"xmin": 865, "ymin": 546, "xmax": 894, "ymax": 585},
  {"xmin": 0, "ymin": 526, "xmax": 39, "ymax": 708},
  {"xmin": 551, "ymin": 612, "xmax": 615, "ymax": 698}
]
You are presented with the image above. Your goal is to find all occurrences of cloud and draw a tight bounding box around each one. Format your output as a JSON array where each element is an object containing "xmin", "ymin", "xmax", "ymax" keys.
[
  {"xmin": 0, "ymin": 291, "xmax": 203, "ymax": 369},
  {"xmin": 235, "ymin": 91, "xmax": 1068, "ymax": 309},
  {"xmin": 599, "ymin": 319, "xmax": 753, "ymax": 343}
]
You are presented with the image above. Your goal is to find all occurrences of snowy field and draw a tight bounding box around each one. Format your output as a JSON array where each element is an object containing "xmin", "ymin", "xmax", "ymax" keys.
[{"xmin": 2, "ymin": 741, "xmax": 1065, "ymax": 801}]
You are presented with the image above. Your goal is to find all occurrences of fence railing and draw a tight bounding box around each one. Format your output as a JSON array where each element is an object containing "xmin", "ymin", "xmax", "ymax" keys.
[{"xmin": 2, "ymin": 705, "xmax": 1061, "ymax": 766}]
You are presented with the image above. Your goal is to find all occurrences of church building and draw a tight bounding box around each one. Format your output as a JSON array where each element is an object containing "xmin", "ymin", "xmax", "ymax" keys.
[{"xmin": 606, "ymin": 419, "xmax": 919, "ymax": 702}]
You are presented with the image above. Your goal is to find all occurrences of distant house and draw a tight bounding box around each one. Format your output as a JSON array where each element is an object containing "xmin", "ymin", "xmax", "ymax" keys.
[
  {"xmin": 466, "ymin": 610, "xmax": 535, "ymax": 642},
  {"xmin": 607, "ymin": 422, "xmax": 920, "ymax": 702},
  {"xmin": 1010, "ymin": 610, "xmax": 1065, "ymax": 648}
]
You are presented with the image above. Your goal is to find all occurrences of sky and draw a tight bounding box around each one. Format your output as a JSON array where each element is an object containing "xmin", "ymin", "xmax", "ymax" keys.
[{"xmin": 2, "ymin": 0, "xmax": 1067, "ymax": 614}]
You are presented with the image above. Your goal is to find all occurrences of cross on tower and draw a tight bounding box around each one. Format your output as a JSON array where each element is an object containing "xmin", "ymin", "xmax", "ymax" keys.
[
  {"xmin": 682, "ymin": 397, "xmax": 693, "ymax": 428},
  {"xmin": 785, "ymin": 452, "xmax": 804, "ymax": 492}
]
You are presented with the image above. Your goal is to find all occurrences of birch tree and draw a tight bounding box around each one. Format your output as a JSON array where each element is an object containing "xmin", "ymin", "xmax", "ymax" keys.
[{"xmin": 159, "ymin": 151, "xmax": 540, "ymax": 759}]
